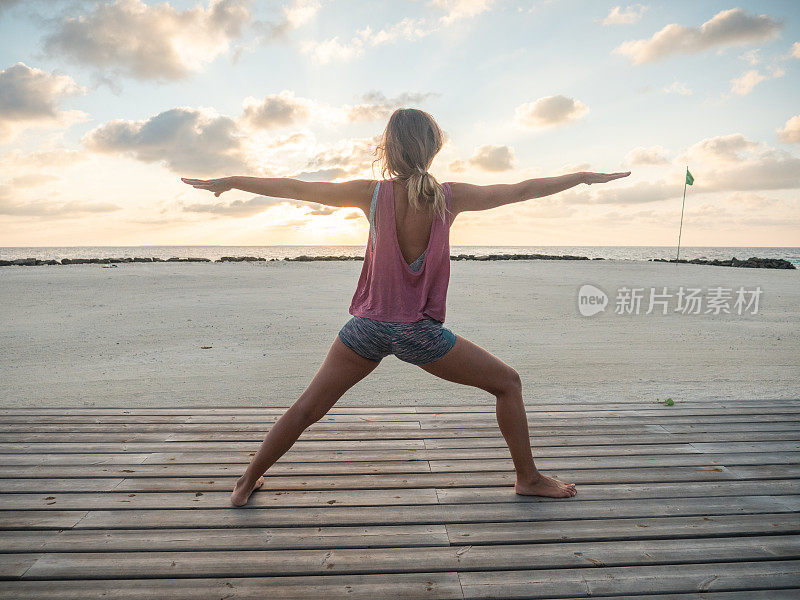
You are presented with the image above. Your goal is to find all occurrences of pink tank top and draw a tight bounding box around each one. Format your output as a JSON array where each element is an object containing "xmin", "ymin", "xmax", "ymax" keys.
[{"xmin": 349, "ymin": 179, "xmax": 452, "ymax": 323}]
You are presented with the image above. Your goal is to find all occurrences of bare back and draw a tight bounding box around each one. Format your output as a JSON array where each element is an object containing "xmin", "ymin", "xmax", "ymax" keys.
[{"xmin": 389, "ymin": 180, "xmax": 436, "ymax": 266}]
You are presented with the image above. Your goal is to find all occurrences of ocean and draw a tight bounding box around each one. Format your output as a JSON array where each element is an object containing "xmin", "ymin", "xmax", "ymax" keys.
[{"xmin": 1, "ymin": 246, "xmax": 799, "ymax": 268}]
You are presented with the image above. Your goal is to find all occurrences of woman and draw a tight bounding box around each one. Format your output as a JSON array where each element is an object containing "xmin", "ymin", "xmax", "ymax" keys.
[{"xmin": 182, "ymin": 108, "xmax": 630, "ymax": 506}]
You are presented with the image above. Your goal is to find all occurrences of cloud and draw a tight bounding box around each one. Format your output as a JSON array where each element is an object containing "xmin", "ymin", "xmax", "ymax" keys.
[
  {"xmin": 466, "ymin": 144, "xmax": 515, "ymax": 171},
  {"xmin": 43, "ymin": 0, "xmax": 251, "ymax": 81},
  {"xmin": 0, "ymin": 147, "xmax": 87, "ymax": 169},
  {"xmin": 739, "ymin": 48, "xmax": 761, "ymax": 65},
  {"xmin": 559, "ymin": 134, "xmax": 800, "ymax": 206},
  {"xmin": 254, "ymin": 0, "xmax": 321, "ymax": 41},
  {"xmin": 777, "ymin": 115, "xmax": 800, "ymax": 144},
  {"xmin": 699, "ymin": 150, "xmax": 800, "ymax": 192},
  {"xmin": 183, "ymin": 192, "xmax": 339, "ymax": 218},
  {"xmin": 614, "ymin": 8, "xmax": 783, "ymax": 65},
  {"xmin": 346, "ymin": 91, "xmax": 439, "ymax": 121},
  {"xmin": 448, "ymin": 159, "xmax": 466, "ymax": 173},
  {"xmin": 302, "ymin": 135, "xmax": 381, "ymax": 179},
  {"xmin": 601, "ymin": 4, "xmax": 647, "ymax": 26},
  {"xmin": 183, "ymin": 195, "xmax": 288, "ymax": 217},
  {"xmin": 624, "ymin": 146, "xmax": 670, "ymax": 166},
  {"xmin": 793, "ymin": 42, "xmax": 800, "ymax": 58},
  {"xmin": 360, "ymin": 17, "xmax": 430, "ymax": 45},
  {"xmin": 242, "ymin": 91, "xmax": 312, "ymax": 129},
  {"xmin": 0, "ymin": 187, "xmax": 121, "ymax": 217},
  {"xmin": 301, "ymin": 17, "xmax": 431, "ymax": 65},
  {"xmin": 686, "ymin": 133, "xmax": 760, "ymax": 162},
  {"xmin": 730, "ymin": 69, "xmax": 767, "ymax": 95},
  {"xmin": 9, "ymin": 174, "xmax": 60, "ymax": 188},
  {"xmin": 0, "ymin": 62, "xmax": 87, "ymax": 141},
  {"xmin": 302, "ymin": 1, "xmax": 493, "ymax": 64},
  {"xmin": 730, "ymin": 67, "xmax": 784, "ymax": 95},
  {"xmin": 433, "ymin": 0, "xmax": 495, "ymax": 26},
  {"xmin": 515, "ymin": 95, "xmax": 589, "ymax": 128},
  {"xmin": 662, "ymin": 81, "xmax": 692, "ymax": 95},
  {"xmin": 301, "ymin": 35, "xmax": 365, "ymax": 64},
  {"xmin": 560, "ymin": 178, "xmax": 681, "ymax": 205},
  {"xmin": 82, "ymin": 107, "xmax": 248, "ymax": 175}
]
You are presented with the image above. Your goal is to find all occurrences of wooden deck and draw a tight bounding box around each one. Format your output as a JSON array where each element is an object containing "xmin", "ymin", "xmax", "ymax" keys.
[{"xmin": 0, "ymin": 400, "xmax": 798, "ymax": 599}]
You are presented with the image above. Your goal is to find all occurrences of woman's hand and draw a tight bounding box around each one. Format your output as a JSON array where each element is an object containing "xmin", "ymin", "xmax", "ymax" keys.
[
  {"xmin": 181, "ymin": 176, "xmax": 235, "ymax": 197},
  {"xmin": 583, "ymin": 171, "xmax": 631, "ymax": 185}
]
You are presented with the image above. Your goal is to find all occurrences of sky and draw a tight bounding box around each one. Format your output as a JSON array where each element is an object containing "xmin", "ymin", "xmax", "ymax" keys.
[{"xmin": 0, "ymin": 0, "xmax": 798, "ymax": 247}]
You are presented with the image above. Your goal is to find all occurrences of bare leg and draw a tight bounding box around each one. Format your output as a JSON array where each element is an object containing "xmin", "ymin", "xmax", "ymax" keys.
[
  {"xmin": 231, "ymin": 336, "xmax": 380, "ymax": 506},
  {"xmin": 419, "ymin": 335, "xmax": 576, "ymax": 498}
]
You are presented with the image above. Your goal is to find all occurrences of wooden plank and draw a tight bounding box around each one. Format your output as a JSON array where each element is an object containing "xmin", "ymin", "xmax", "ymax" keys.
[
  {"xmin": 2, "ymin": 524, "xmax": 451, "ymax": 553},
  {"xmin": 2, "ymin": 407, "xmax": 797, "ymax": 424},
  {"xmin": 2, "ymin": 442, "xmax": 797, "ymax": 466},
  {"xmin": 3, "ymin": 464, "xmax": 799, "ymax": 493},
  {"xmin": 0, "ymin": 510, "xmax": 88, "ymax": 529},
  {"xmin": 2, "ymin": 399, "xmax": 796, "ymax": 414},
  {"xmin": 3, "ymin": 452, "xmax": 797, "ymax": 476},
  {"xmin": 4, "ymin": 429, "xmax": 799, "ymax": 445},
  {"xmin": 445, "ymin": 513, "xmax": 800, "ymax": 545},
  {"xmin": 0, "ymin": 460, "xmax": 434, "ymax": 477},
  {"xmin": 15, "ymin": 535, "xmax": 800, "ymax": 579},
  {"xmin": 4, "ymin": 481, "xmax": 800, "ymax": 512},
  {"xmin": 0, "ymin": 572, "xmax": 464, "ymax": 599},
  {"xmin": 0, "ymin": 439, "xmax": 429, "ymax": 453},
  {"xmin": 424, "ymin": 431, "xmax": 800, "ymax": 448},
  {"xmin": 0, "ymin": 553, "xmax": 41, "ymax": 579},
  {"xmin": 416, "ymin": 415, "xmax": 798, "ymax": 427},
  {"xmin": 690, "ymin": 441, "xmax": 800, "ymax": 453},
  {"xmin": 0, "ymin": 423, "xmax": 668, "ymax": 435},
  {"xmin": 433, "ymin": 480, "xmax": 800, "ymax": 504},
  {"xmin": 0, "ymin": 487, "xmax": 441, "ymax": 510},
  {"xmin": 3, "ymin": 433, "xmax": 799, "ymax": 452},
  {"xmin": 458, "ymin": 560, "xmax": 800, "ymax": 599},
  {"xmin": 4, "ymin": 513, "xmax": 797, "ymax": 554},
  {"xmin": 0, "ymin": 441, "xmax": 706, "ymax": 455},
  {"xmin": 427, "ymin": 452, "xmax": 800, "ymax": 472},
  {"xmin": 5, "ymin": 421, "xmax": 797, "ymax": 434},
  {"xmin": 43, "ymin": 495, "xmax": 800, "ymax": 529},
  {"xmin": 570, "ymin": 592, "xmax": 800, "ymax": 600}
]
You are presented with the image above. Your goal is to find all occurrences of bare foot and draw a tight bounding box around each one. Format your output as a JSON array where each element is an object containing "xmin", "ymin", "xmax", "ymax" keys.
[
  {"xmin": 515, "ymin": 473, "xmax": 577, "ymax": 498},
  {"xmin": 230, "ymin": 475, "xmax": 265, "ymax": 507}
]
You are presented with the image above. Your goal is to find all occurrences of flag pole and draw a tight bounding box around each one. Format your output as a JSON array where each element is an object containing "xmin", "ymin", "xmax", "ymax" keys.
[{"xmin": 676, "ymin": 165, "xmax": 688, "ymax": 263}]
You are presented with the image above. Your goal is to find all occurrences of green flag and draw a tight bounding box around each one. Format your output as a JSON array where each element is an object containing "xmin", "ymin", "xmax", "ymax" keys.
[{"xmin": 685, "ymin": 168, "xmax": 694, "ymax": 186}]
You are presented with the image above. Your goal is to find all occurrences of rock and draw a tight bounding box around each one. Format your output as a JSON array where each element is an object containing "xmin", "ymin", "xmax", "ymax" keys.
[
  {"xmin": 449, "ymin": 253, "xmax": 590, "ymax": 262},
  {"xmin": 650, "ymin": 256, "xmax": 794, "ymax": 269},
  {"xmin": 12, "ymin": 258, "xmax": 37, "ymax": 266},
  {"xmin": 219, "ymin": 256, "xmax": 265, "ymax": 262}
]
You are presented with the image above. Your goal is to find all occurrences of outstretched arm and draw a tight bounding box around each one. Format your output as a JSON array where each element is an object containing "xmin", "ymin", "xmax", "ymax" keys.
[
  {"xmin": 181, "ymin": 176, "xmax": 374, "ymax": 213},
  {"xmin": 450, "ymin": 171, "xmax": 630, "ymax": 219}
]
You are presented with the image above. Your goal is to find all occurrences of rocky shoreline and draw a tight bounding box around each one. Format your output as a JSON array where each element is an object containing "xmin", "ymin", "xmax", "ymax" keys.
[
  {"xmin": 0, "ymin": 253, "xmax": 795, "ymax": 269},
  {"xmin": 651, "ymin": 256, "xmax": 795, "ymax": 269}
]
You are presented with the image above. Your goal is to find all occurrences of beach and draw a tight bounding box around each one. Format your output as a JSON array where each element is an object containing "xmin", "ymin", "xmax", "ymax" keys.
[{"xmin": 1, "ymin": 260, "xmax": 797, "ymax": 408}]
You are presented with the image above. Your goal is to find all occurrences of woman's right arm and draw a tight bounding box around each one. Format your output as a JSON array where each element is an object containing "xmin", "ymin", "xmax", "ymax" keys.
[{"xmin": 450, "ymin": 171, "xmax": 630, "ymax": 219}]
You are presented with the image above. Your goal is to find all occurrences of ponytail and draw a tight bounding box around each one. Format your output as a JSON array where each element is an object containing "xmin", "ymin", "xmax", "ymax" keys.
[{"xmin": 406, "ymin": 165, "xmax": 448, "ymax": 224}]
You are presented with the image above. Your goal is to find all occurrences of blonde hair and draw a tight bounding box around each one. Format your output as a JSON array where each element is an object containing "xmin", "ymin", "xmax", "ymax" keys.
[{"xmin": 373, "ymin": 108, "xmax": 448, "ymax": 223}]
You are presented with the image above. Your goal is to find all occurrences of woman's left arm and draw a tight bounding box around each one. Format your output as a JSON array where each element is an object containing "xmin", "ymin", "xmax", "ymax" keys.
[{"xmin": 181, "ymin": 176, "xmax": 374, "ymax": 212}]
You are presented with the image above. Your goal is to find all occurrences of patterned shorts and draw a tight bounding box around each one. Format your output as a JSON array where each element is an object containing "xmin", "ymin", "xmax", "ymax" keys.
[{"xmin": 338, "ymin": 316, "xmax": 457, "ymax": 365}]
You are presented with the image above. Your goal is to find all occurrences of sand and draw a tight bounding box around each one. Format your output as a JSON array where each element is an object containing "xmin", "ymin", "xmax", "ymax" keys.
[{"xmin": 0, "ymin": 260, "xmax": 797, "ymax": 408}]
